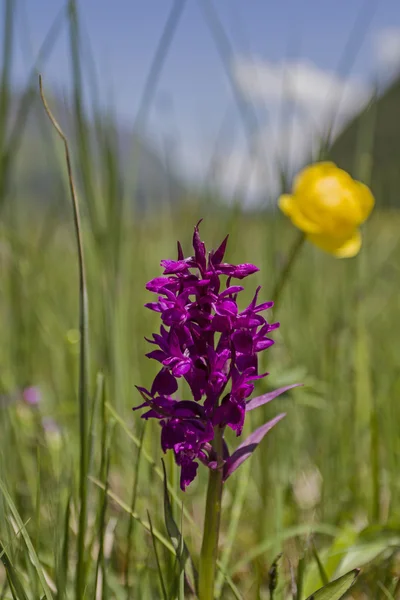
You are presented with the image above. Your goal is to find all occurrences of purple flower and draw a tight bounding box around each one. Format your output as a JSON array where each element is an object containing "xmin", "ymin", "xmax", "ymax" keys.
[
  {"xmin": 23, "ymin": 386, "xmax": 41, "ymax": 406},
  {"xmin": 134, "ymin": 222, "xmax": 300, "ymax": 490}
]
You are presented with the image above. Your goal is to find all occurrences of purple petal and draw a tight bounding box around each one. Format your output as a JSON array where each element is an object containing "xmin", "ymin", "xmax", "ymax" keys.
[
  {"xmin": 215, "ymin": 299, "xmax": 238, "ymax": 318},
  {"xmin": 132, "ymin": 400, "xmax": 149, "ymax": 412},
  {"xmin": 254, "ymin": 301, "xmax": 274, "ymax": 313},
  {"xmin": 151, "ymin": 369, "xmax": 178, "ymax": 396},
  {"xmin": 211, "ymin": 315, "xmax": 232, "ymax": 332},
  {"xmin": 246, "ymin": 384, "xmax": 302, "ymax": 412},
  {"xmin": 172, "ymin": 361, "xmax": 191, "ymax": 377},
  {"xmin": 223, "ymin": 414, "xmax": 286, "ymax": 480},
  {"xmin": 211, "ymin": 234, "xmax": 229, "ymax": 265},
  {"xmin": 236, "ymin": 354, "xmax": 257, "ymax": 372},
  {"xmin": 146, "ymin": 350, "xmax": 166, "ymax": 362},
  {"xmin": 220, "ymin": 285, "xmax": 244, "ymax": 297},
  {"xmin": 230, "ymin": 263, "xmax": 260, "ymax": 279},
  {"xmin": 232, "ymin": 330, "xmax": 253, "ymax": 354},
  {"xmin": 145, "ymin": 302, "xmax": 162, "ymax": 312},
  {"xmin": 135, "ymin": 385, "xmax": 151, "ymax": 399},
  {"xmin": 193, "ymin": 221, "xmax": 207, "ymax": 271},
  {"xmin": 161, "ymin": 259, "xmax": 189, "ymax": 274},
  {"xmin": 146, "ymin": 277, "xmax": 176, "ymax": 293},
  {"xmin": 254, "ymin": 338, "xmax": 274, "ymax": 352},
  {"xmin": 180, "ymin": 461, "xmax": 198, "ymax": 491}
]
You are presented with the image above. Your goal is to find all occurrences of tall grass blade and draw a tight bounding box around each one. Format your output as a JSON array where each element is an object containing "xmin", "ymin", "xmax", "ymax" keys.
[
  {"xmin": 39, "ymin": 76, "xmax": 90, "ymax": 600},
  {"xmin": 0, "ymin": 540, "xmax": 29, "ymax": 600},
  {"xmin": 0, "ymin": 480, "xmax": 53, "ymax": 600},
  {"xmin": 147, "ymin": 512, "xmax": 168, "ymax": 600}
]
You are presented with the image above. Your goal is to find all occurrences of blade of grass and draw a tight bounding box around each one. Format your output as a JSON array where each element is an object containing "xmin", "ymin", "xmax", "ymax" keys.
[
  {"xmin": 0, "ymin": 480, "xmax": 53, "ymax": 599},
  {"xmin": 88, "ymin": 476, "xmax": 175, "ymax": 555},
  {"xmin": 215, "ymin": 460, "xmax": 250, "ymax": 598},
  {"xmin": 0, "ymin": 540, "xmax": 29, "ymax": 600},
  {"xmin": 67, "ymin": 0, "xmax": 97, "ymax": 229},
  {"xmin": 321, "ymin": 0, "xmax": 378, "ymax": 154},
  {"xmin": 105, "ymin": 402, "xmax": 197, "ymax": 531},
  {"xmin": 147, "ymin": 512, "xmax": 168, "ymax": 600},
  {"xmin": 312, "ymin": 545, "xmax": 329, "ymax": 587},
  {"xmin": 296, "ymin": 555, "xmax": 306, "ymax": 600},
  {"xmin": 161, "ymin": 461, "xmax": 196, "ymax": 596},
  {"xmin": 134, "ymin": 0, "xmax": 187, "ymax": 131},
  {"xmin": 39, "ymin": 75, "xmax": 90, "ymax": 600},
  {"xmin": 231, "ymin": 524, "xmax": 338, "ymax": 576},
  {"xmin": 129, "ymin": 0, "xmax": 187, "ymax": 221},
  {"xmin": 94, "ymin": 442, "xmax": 112, "ymax": 600},
  {"xmin": 124, "ymin": 421, "xmax": 146, "ymax": 598},
  {"xmin": 55, "ymin": 494, "xmax": 71, "ymax": 600},
  {"xmin": 0, "ymin": 0, "xmax": 14, "ymax": 154}
]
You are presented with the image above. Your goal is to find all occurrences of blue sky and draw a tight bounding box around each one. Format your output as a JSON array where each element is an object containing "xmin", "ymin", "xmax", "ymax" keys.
[{"xmin": 9, "ymin": 0, "xmax": 400, "ymax": 199}]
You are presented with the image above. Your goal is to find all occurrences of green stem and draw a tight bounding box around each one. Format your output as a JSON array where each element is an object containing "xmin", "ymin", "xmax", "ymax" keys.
[
  {"xmin": 271, "ymin": 231, "xmax": 305, "ymax": 311},
  {"xmin": 198, "ymin": 427, "xmax": 224, "ymax": 600},
  {"xmin": 39, "ymin": 77, "xmax": 90, "ymax": 600}
]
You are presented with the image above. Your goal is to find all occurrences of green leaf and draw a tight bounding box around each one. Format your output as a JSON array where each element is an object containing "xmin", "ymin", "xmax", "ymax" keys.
[
  {"xmin": 302, "ymin": 525, "xmax": 358, "ymax": 596},
  {"xmin": 147, "ymin": 511, "xmax": 168, "ymax": 600},
  {"xmin": 305, "ymin": 568, "xmax": 360, "ymax": 600},
  {"xmin": 161, "ymin": 460, "xmax": 197, "ymax": 594}
]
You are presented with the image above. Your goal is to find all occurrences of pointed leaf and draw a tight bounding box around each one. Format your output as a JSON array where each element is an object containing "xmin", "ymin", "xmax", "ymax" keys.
[
  {"xmin": 161, "ymin": 461, "xmax": 197, "ymax": 593},
  {"xmin": 246, "ymin": 384, "xmax": 302, "ymax": 412},
  {"xmin": 312, "ymin": 544, "xmax": 329, "ymax": 587},
  {"xmin": 148, "ymin": 511, "xmax": 168, "ymax": 600},
  {"xmin": 305, "ymin": 568, "xmax": 360, "ymax": 600},
  {"xmin": 223, "ymin": 414, "xmax": 286, "ymax": 480},
  {"xmin": 303, "ymin": 525, "xmax": 358, "ymax": 596}
]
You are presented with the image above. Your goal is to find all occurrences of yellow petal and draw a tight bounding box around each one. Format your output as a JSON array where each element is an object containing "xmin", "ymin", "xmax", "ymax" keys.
[
  {"xmin": 278, "ymin": 194, "xmax": 321, "ymax": 234},
  {"xmin": 307, "ymin": 229, "xmax": 362, "ymax": 258},
  {"xmin": 293, "ymin": 162, "xmax": 337, "ymax": 195},
  {"xmin": 356, "ymin": 182, "xmax": 375, "ymax": 222},
  {"xmin": 278, "ymin": 194, "xmax": 294, "ymax": 217}
]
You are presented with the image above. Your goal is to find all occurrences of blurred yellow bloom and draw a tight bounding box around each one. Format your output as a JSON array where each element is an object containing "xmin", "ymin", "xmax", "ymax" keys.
[{"xmin": 278, "ymin": 162, "xmax": 375, "ymax": 258}]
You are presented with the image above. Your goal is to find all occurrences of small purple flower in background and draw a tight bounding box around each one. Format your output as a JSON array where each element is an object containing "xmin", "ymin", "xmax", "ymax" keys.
[
  {"xmin": 22, "ymin": 386, "xmax": 41, "ymax": 406},
  {"xmin": 134, "ymin": 222, "xmax": 300, "ymax": 490}
]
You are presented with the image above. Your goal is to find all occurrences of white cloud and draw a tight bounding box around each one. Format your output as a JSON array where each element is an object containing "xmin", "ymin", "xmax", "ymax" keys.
[
  {"xmin": 212, "ymin": 114, "xmax": 321, "ymax": 203},
  {"xmin": 171, "ymin": 58, "xmax": 371, "ymax": 206},
  {"xmin": 207, "ymin": 57, "xmax": 371, "ymax": 204},
  {"xmin": 233, "ymin": 58, "xmax": 369, "ymax": 116},
  {"xmin": 374, "ymin": 28, "xmax": 400, "ymax": 69}
]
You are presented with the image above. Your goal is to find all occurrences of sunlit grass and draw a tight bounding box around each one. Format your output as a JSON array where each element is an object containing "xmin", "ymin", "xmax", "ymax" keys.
[{"xmin": 1, "ymin": 0, "xmax": 400, "ymax": 598}]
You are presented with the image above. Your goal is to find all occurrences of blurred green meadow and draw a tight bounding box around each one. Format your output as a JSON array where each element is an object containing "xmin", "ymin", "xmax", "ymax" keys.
[{"xmin": 1, "ymin": 1, "xmax": 400, "ymax": 598}]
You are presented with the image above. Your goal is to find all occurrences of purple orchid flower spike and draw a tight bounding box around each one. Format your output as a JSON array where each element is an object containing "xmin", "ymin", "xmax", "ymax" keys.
[{"xmin": 134, "ymin": 222, "xmax": 300, "ymax": 490}]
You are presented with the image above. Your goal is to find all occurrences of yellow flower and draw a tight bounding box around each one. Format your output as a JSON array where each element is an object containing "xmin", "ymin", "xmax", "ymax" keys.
[{"xmin": 278, "ymin": 162, "xmax": 374, "ymax": 258}]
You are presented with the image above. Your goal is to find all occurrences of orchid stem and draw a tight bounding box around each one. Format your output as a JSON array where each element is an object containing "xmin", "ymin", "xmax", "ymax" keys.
[{"xmin": 198, "ymin": 426, "xmax": 224, "ymax": 600}]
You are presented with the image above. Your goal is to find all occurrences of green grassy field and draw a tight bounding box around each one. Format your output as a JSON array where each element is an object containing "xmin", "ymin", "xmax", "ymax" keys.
[
  {"xmin": 1, "ymin": 208, "xmax": 400, "ymax": 599},
  {"xmin": 1, "ymin": 1, "xmax": 400, "ymax": 598}
]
